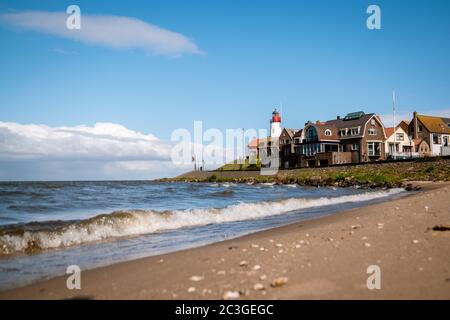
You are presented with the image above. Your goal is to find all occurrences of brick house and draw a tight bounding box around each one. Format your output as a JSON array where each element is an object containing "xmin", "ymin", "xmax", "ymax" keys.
[{"xmin": 296, "ymin": 111, "xmax": 387, "ymax": 167}]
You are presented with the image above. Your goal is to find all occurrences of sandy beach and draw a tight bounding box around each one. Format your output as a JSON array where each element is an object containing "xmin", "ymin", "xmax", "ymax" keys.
[{"xmin": 1, "ymin": 182, "xmax": 449, "ymax": 300}]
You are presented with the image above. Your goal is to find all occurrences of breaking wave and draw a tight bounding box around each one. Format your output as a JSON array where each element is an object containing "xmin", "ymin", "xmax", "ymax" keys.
[{"xmin": 0, "ymin": 188, "xmax": 404, "ymax": 254}]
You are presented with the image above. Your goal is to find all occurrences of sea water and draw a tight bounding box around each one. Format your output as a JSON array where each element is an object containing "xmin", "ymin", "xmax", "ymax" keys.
[{"xmin": 0, "ymin": 181, "xmax": 407, "ymax": 289}]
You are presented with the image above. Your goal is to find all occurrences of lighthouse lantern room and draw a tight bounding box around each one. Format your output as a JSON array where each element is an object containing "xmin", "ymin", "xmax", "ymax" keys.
[{"xmin": 270, "ymin": 108, "xmax": 282, "ymax": 138}]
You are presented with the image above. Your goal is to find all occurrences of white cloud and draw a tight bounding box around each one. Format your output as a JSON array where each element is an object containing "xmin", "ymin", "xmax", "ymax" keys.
[
  {"xmin": 0, "ymin": 121, "xmax": 231, "ymax": 180},
  {"xmin": 0, "ymin": 121, "xmax": 181, "ymax": 180},
  {"xmin": 0, "ymin": 122, "xmax": 170, "ymax": 162},
  {"xmin": 0, "ymin": 10, "xmax": 204, "ymax": 56},
  {"xmin": 379, "ymin": 108, "xmax": 450, "ymax": 127}
]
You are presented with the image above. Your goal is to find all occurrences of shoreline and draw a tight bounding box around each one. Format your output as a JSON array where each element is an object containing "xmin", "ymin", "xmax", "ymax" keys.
[
  {"xmin": 1, "ymin": 182, "xmax": 449, "ymax": 299},
  {"xmin": 161, "ymin": 158, "xmax": 450, "ymax": 189}
]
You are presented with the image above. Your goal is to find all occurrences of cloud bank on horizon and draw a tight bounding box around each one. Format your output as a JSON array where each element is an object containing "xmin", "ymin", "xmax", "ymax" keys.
[
  {"xmin": 0, "ymin": 122, "xmax": 186, "ymax": 180},
  {"xmin": 0, "ymin": 10, "xmax": 204, "ymax": 56},
  {"xmin": 0, "ymin": 121, "xmax": 233, "ymax": 181}
]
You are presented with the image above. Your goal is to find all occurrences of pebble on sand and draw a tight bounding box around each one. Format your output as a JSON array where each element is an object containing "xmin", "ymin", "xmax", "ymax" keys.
[
  {"xmin": 239, "ymin": 260, "xmax": 249, "ymax": 267},
  {"xmin": 253, "ymin": 283, "xmax": 265, "ymax": 291},
  {"xmin": 189, "ymin": 275, "xmax": 204, "ymax": 282},
  {"xmin": 223, "ymin": 291, "xmax": 240, "ymax": 300},
  {"xmin": 259, "ymin": 274, "xmax": 267, "ymax": 280},
  {"xmin": 364, "ymin": 243, "xmax": 371, "ymax": 247},
  {"xmin": 187, "ymin": 287, "xmax": 196, "ymax": 293},
  {"xmin": 252, "ymin": 265, "xmax": 261, "ymax": 271},
  {"xmin": 271, "ymin": 277, "xmax": 289, "ymax": 288},
  {"xmin": 412, "ymin": 239, "xmax": 419, "ymax": 244}
]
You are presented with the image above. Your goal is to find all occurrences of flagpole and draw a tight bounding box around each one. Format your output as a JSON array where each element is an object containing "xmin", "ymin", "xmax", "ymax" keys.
[{"xmin": 393, "ymin": 89, "xmax": 396, "ymax": 160}]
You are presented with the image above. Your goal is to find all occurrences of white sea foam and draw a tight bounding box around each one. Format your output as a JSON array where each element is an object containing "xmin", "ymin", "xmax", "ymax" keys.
[{"xmin": 0, "ymin": 188, "xmax": 404, "ymax": 254}]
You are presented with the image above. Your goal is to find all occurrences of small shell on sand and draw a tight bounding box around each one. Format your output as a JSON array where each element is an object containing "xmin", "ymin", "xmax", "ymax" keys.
[
  {"xmin": 364, "ymin": 242, "xmax": 371, "ymax": 247},
  {"xmin": 259, "ymin": 274, "xmax": 267, "ymax": 280},
  {"xmin": 252, "ymin": 265, "xmax": 261, "ymax": 271},
  {"xmin": 187, "ymin": 287, "xmax": 196, "ymax": 293},
  {"xmin": 239, "ymin": 260, "xmax": 249, "ymax": 267},
  {"xmin": 275, "ymin": 243, "xmax": 283, "ymax": 248},
  {"xmin": 189, "ymin": 275, "xmax": 204, "ymax": 282},
  {"xmin": 223, "ymin": 291, "xmax": 240, "ymax": 300},
  {"xmin": 254, "ymin": 283, "xmax": 265, "ymax": 291},
  {"xmin": 271, "ymin": 277, "xmax": 288, "ymax": 287}
]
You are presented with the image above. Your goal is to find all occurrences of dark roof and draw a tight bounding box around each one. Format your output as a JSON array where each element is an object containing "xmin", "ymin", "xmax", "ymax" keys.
[
  {"xmin": 281, "ymin": 128, "xmax": 297, "ymax": 138},
  {"xmin": 325, "ymin": 113, "xmax": 376, "ymax": 130},
  {"xmin": 293, "ymin": 129, "xmax": 303, "ymax": 138}
]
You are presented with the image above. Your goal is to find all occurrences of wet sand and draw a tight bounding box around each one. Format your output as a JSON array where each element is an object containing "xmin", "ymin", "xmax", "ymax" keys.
[{"xmin": 1, "ymin": 182, "xmax": 450, "ymax": 300}]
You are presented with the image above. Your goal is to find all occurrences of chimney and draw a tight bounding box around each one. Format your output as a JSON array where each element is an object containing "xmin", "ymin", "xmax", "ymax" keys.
[{"xmin": 413, "ymin": 111, "xmax": 418, "ymax": 139}]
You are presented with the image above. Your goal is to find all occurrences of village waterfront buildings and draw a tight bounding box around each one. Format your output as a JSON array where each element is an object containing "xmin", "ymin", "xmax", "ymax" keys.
[{"xmin": 249, "ymin": 109, "xmax": 450, "ymax": 169}]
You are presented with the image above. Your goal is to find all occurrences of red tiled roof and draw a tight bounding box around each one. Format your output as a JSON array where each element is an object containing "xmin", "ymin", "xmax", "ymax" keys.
[{"xmin": 385, "ymin": 127, "xmax": 395, "ymax": 138}]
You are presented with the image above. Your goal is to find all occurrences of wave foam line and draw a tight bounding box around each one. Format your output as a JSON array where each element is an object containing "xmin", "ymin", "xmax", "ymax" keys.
[{"xmin": 0, "ymin": 188, "xmax": 404, "ymax": 254}]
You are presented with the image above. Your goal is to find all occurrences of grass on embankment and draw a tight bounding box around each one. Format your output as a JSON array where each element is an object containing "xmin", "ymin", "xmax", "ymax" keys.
[{"xmin": 161, "ymin": 158, "xmax": 450, "ymax": 188}]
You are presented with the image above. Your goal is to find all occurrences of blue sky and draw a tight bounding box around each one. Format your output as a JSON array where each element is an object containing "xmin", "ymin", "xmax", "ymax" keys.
[{"xmin": 0, "ymin": 0, "xmax": 450, "ymax": 180}]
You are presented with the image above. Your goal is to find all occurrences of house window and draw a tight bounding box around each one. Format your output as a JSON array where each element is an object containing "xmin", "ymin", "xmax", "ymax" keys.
[
  {"xmin": 433, "ymin": 134, "xmax": 442, "ymax": 145},
  {"xmin": 350, "ymin": 127, "xmax": 360, "ymax": 136},
  {"xmin": 325, "ymin": 144, "xmax": 338, "ymax": 152},
  {"xmin": 443, "ymin": 136, "xmax": 449, "ymax": 147},
  {"xmin": 324, "ymin": 129, "xmax": 332, "ymax": 136},
  {"xmin": 368, "ymin": 128, "xmax": 377, "ymax": 135},
  {"xmin": 306, "ymin": 127, "xmax": 318, "ymax": 142},
  {"xmin": 371, "ymin": 119, "xmax": 376, "ymax": 125},
  {"xmin": 339, "ymin": 129, "xmax": 347, "ymax": 136},
  {"xmin": 351, "ymin": 143, "xmax": 360, "ymax": 151},
  {"xmin": 396, "ymin": 133, "xmax": 404, "ymax": 141},
  {"xmin": 418, "ymin": 125, "xmax": 423, "ymax": 132},
  {"xmin": 367, "ymin": 142, "xmax": 381, "ymax": 156}
]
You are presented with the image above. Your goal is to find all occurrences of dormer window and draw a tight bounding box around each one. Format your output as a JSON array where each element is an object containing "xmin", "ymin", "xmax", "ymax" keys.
[
  {"xmin": 368, "ymin": 128, "xmax": 377, "ymax": 135},
  {"xmin": 350, "ymin": 127, "xmax": 360, "ymax": 136},
  {"xmin": 305, "ymin": 126, "xmax": 318, "ymax": 142},
  {"xmin": 324, "ymin": 129, "xmax": 332, "ymax": 136}
]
